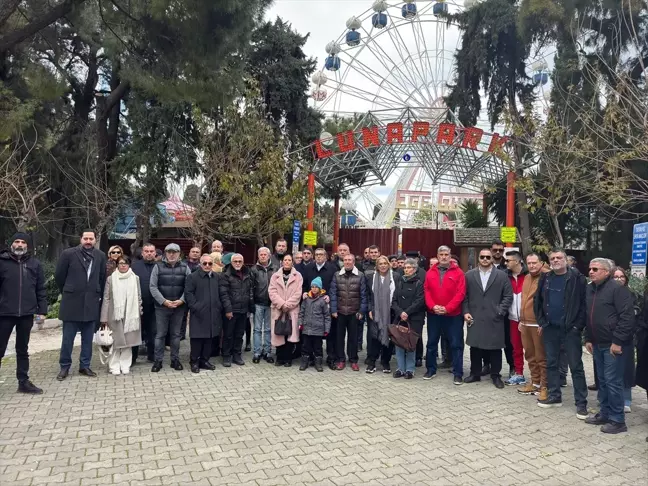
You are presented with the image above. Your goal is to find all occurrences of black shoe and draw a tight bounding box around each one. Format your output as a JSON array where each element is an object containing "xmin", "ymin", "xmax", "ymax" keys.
[
  {"xmin": 576, "ymin": 406, "xmax": 588, "ymax": 420},
  {"xmin": 453, "ymin": 375, "xmax": 463, "ymax": 385},
  {"xmin": 438, "ymin": 361, "xmax": 452, "ymax": 369},
  {"xmin": 223, "ymin": 356, "xmax": 232, "ymax": 368},
  {"xmin": 423, "ymin": 370, "xmax": 436, "ymax": 380},
  {"xmin": 492, "ymin": 376, "xmax": 505, "ymax": 389},
  {"xmin": 537, "ymin": 398, "xmax": 563, "ymax": 408},
  {"xmin": 252, "ymin": 355, "xmax": 261, "ymax": 364},
  {"xmin": 284, "ymin": 360, "xmax": 292, "ymax": 367},
  {"xmin": 366, "ymin": 364, "xmax": 376, "ymax": 374},
  {"xmin": 275, "ymin": 360, "xmax": 283, "ymax": 367},
  {"xmin": 587, "ymin": 384, "xmax": 598, "ymax": 391},
  {"xmin": 315, "ymin": 357, "xmax": 324, "ymax": 372},
  {"xmin": 601, "ymin": 421, "xmax": 627, "ymax": 434},
  {"xmin": 464, "ymin": 374, "xmax": 481, "ymax": 383},
  {"xmin": 415, "ymin": 359, "xmax": 423, "ymax": 368},
  {"xmin": 199, "ymin": 361, "xmax": 216, "ymax": 371},
  {"xmin": 585, "ymin": 413, "xmax": 608, "ymax": 426},
  {"xmin": 191, "ymin": 363, "xmax": 200, "ymax": 373},
  {"xmin": 404, "ymin": 371, "xmax": 414, "ymax": 379},
  {"xmin": 151, "ymin": 361, "xmax": 162, "ymax": 372},
  {"xmin": 79, "ymin": 368, "xmax": 97, "ymax": 377},
  {"xmin": 393, "ymin": 370, "xmax": 404, "ymax": 378},
  {"xmin": 264, "ymin": 355, "xmax": 275, "ymax": 364},
  {"xmin": 480, "ymin": 365, "xmax": 490, "ymax": 376},
  {"xmin": 299, "ymin": 356, "xmax": 309, "ymax": 371},
  {"xmin": 245, "ymin": 343, "xmax": 251, "ymax": 352},
  {"xmin": 382, "ymin": 367, "xmax": 391, "ymax": 374},
  {"xmin": 232, "ymin": 355, "xmax": 245, "ymax": 366},
  {"xmin": 18, "ymin": 380, "xmax": 43, "ymax": 394},
  {"xmin": 328, "ymin": 361, "xmax": 337, "ymax": 370},
  {"xmin": 560, "ymin": 376, "xmax": 568, "ymax": 388},
  {"xmin": 171, "ymin": 360, "xmax": 184, "ymax": 371},
  {"xmin": 56, "ymin": 368, "xmax": 69, "ymax": 381}
]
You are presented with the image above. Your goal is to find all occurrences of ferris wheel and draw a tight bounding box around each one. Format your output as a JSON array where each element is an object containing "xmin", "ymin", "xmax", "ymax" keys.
[{"xmin": 309, "ymin": 0, "xmax": 489, "ymax": 227}]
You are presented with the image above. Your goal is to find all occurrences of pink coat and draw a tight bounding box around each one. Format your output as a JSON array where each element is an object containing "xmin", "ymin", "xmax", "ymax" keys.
[{"xmin": 268, "ymin": 268, "xmax": 303, "ymax": 347}]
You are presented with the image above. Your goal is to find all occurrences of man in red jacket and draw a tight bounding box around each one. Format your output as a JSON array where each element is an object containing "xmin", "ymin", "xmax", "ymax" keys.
[{"xmin": 424, "ymin": 245, "xmax": 467, "ymax": 384}]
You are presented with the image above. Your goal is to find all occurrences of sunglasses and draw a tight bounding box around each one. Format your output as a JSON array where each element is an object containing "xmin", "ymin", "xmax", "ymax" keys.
[
  {"xmin": 479, "ymin": 255, "xmax": 492, "ymax": 260},
  {"xmin": 201, "ymin": 262, "xmax": 213, "ymax": 266},
  {"xmin": 110, "ymin": 251, "xmax": 122, "ymax": 255},
  {"xmin": 589, "ymin": 267, "xmax": 602, "ymax": 272},
  {"xmin": 491, "ymin": 249, "xmax": 503, "ymax": 253}
]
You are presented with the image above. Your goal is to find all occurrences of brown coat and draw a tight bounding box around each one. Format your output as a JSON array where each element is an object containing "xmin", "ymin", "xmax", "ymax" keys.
[{"xmin": 519, "ymin": 268, "xmax": 549, "ymax": 325}]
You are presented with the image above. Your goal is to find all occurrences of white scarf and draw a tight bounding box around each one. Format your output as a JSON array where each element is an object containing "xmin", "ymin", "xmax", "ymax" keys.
[{"xmin": 110, "ymin": 269, "xmax": 140, "ymax": 333}]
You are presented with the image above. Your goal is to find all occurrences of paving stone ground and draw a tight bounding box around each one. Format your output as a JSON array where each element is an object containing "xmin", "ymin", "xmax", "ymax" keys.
[{"xmin": 1, "ymin": 328, "xmax": 646, "ymax": 485}]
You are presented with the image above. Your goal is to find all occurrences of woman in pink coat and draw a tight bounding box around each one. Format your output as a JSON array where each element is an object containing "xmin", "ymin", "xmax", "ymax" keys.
[{"xmin": 268, "ymin": 254, "xmax": 303, "ymax": 367}]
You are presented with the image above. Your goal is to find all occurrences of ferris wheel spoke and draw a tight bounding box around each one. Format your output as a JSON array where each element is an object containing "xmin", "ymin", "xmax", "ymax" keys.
[
  {"xmin": 340, "ymin": 51, "xmax": 414, "ymax": 103},
  {"xmin": 412, "ymin": 14, "xmax": 440, "ymax": 101},
  {"xmin": 330, "ymin": 77, "xmax": 407, "ymax": 110}
]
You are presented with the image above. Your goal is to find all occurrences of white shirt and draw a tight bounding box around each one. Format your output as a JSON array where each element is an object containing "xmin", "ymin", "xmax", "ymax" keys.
[
  {"xmin": 479, "ymin": 267, "xmax": 492, "ymax": 292},
  {"xmin": 317, "ymin": 263, "xmax": 325, "ymax": 271}
]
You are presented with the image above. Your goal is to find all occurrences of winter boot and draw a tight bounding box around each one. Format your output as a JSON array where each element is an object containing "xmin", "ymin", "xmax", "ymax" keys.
[
  {"xmin": 299, "ymin": 356, "xmax": 309, "ymax": 371},
  {"xmin": 315, "ymin": 357, "xmax": 324, "ymax": 372}
]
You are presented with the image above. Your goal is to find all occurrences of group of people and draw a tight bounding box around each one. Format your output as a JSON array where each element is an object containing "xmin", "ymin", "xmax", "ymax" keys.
[{"xmin": 0, "ymin": 231, "xmax": 647, "ymax": 437}]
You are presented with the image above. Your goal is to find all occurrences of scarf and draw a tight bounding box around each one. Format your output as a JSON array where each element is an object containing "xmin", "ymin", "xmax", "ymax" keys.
[
  {"xmin": 80, "ymin": 246, "xmax": 94, "ymax": 272},
  {"xmin": 373, "ymin": 270, "xmax": 394, "ymax": 346},
  {"xmin": 110, "ymin": 269, "xmax": 140, "ymax": 334}
]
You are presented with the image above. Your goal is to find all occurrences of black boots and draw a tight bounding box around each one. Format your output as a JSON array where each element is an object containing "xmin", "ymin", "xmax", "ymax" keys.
[
  {"xmin": 18, "ymin": 380, "xmax": 43, "ymax": 394},
  {"xmin": 314, "ymin": 357, "xmax": 323, "ymax": 372},
  {"xmin": 299, "ymin": 356, "xmax": 309, "ymax": 371}
]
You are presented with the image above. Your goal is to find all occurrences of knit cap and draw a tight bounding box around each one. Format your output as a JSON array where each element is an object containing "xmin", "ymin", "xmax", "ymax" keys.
[{"xmin": 310, "ymin": 277, "xmax": 323, "ymax": 289}]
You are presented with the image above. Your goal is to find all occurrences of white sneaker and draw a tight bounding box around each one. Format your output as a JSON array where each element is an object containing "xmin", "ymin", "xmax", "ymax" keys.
[{"xmin": 624, "ymin": 405, "xmax": 631, "ymax": 413}]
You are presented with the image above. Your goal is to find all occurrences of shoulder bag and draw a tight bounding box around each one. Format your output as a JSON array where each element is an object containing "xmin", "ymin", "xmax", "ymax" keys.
[{"xmin": 388, "ymin": 318, "xmax": 419, "ymax": 352}]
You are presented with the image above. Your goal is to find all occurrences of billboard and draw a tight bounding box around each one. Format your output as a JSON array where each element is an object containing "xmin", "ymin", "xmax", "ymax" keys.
[
  {"xmin": 437, "ymin": 192, "xmax": 482, "ymax": 212},
  {"xmin": 395, "ymin": 190, "xmax": 433, "ymax": 210}
]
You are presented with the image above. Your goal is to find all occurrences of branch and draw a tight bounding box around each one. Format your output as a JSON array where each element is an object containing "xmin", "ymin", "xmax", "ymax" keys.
[
  {"xmin": 0, "ymin": 0, "xmax": 87, "ymax": 53},
  {"xmin": 0, "ymin": 0, "xmax": 21, "ymax": 28}
]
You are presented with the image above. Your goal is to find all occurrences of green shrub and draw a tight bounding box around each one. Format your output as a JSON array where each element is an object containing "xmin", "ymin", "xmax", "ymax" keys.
[{"xmin": 41, "ymin": 260, "xmax": 60, "ymax": 307}]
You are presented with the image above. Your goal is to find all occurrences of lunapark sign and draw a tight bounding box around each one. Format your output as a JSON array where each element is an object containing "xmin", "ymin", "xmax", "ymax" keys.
[{"xmin": 313, "ymin": 121, "xmax": 509, "ymax": 159}]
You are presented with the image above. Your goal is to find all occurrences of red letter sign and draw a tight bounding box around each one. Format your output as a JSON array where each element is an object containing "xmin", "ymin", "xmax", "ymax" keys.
[
  {"xmin": 314, "ymin": 139, "xmax": 333, "ymax": 159},
  {"xmin": 436, "ymin": 123, "xmax": 456, "ymax": 145},
  {"xmin": 336, "ymin": 130, "xmax": 356, "ymax": 153},
  {"xmin": 411, "ymin": 121, "xmax": 430, "ymax": 143},
  {"xmin": 462, "ymin": 127, "xmax": 484, "ymax": 150},
  {"xmin": 487, "ymin": 133, "xmax": 509, "ymax": 154},
  {"xmin": 386, "ymin": 122, "xmax": 403, "ymax": 144},
  {"xmin": 362, "ymin": 126, "xmax": 380, "ymax": 148}
]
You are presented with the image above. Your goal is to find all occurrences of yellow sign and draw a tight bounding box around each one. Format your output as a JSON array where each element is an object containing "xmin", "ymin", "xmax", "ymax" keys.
[
  {"xmin": 303, "ymin": 230, "xmax": 318, "ymax": 246},
  {"xmin": 500, "ymin": 227, "xmax": 517, "ymax": 243}
]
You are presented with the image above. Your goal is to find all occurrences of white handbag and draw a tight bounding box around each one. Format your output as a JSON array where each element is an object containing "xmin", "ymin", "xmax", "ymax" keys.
[{"xmin": 93, "ymin": 324, "xmax": 114, "ymax": 347}]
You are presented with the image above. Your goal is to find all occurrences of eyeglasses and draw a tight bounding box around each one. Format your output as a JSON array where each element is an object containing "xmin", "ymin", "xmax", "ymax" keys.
[
  {"xmin": 117, "ymin": 262, "xmax": 129, "ymax": 266},
  {"xmin": 491, "ymin": 248, "xmax": 503, "ymax": 253},
  {"xmin": 201, "ymin": 262, "xmax": 213, "ymax": 266},
  {"xmin": 479, "ymin": 255, "xmax": 492, "ymax": 260},
  {"xmin": 589, "ymin": 267, "xmax": 601, "ymax": 272},
  {"xmin": 110, "ymin": 251, "xmax": 122, "ymax": 255},
  {"xmin": 613, "ymin": 275, "xmax": 625, "ymax": 280}
]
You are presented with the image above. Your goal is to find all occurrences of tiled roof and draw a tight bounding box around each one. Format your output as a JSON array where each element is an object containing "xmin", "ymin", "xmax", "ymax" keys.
[{"xmin": 453, "ymin": 227, "xmax": 520, "ymax": 246}]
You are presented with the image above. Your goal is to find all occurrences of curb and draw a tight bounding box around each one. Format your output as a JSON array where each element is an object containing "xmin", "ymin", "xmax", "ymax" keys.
[{"xmin": 34, "ymin": 318, "xmax": 62, "ymax": 331}]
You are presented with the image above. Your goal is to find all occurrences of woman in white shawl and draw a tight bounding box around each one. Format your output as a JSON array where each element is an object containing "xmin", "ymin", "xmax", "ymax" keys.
[
  {"xmin": 366, "ymin": 255, "xmax": 396, "ymax": 373},
  {"xmin": 100, "ymin": 255, "xmax": 142, "ymax": 375}
]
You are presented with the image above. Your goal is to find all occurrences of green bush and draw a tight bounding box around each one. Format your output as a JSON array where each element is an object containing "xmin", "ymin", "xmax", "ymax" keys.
[
  {"xmin": 41, "ymin": 260, "xmax": 60, "ymax": 307},
  {"xmin": 46, "ymin": 296, "xmax": 61, "ymax": 319}
]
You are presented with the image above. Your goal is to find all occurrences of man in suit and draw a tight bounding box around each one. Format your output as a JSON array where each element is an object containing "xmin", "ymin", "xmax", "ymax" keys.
[
  {"xmin": 55, "ymin": 230, "xmax": 107, "ymax": 381},
  {"xmin": 463, "ymin": 248, "xmax": 513, "ymax": 388}
]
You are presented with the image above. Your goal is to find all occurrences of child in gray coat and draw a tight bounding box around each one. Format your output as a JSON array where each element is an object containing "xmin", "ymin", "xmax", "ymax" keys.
[{"xmin": 298, "ymin": 277, "xmax": 331, "ymax": 372}]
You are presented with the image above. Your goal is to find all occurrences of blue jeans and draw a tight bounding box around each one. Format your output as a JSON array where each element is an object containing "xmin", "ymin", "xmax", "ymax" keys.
[
  {"xmin": 594, "ymin": 344, "xmax": 627, "ymax": 424},
  {"xmin": 253, "ymin": 305, "xmax": 271, "ymax": 356},
  {"xmin": 395, "ymin": 346, "xmax": 416, "ymax": 373},
  {"xmin": 59, "ymin": 321, "xmax": 95, "ymax": 370},
  {"xmin": 542, "ymin": 325, "xmax": 588, "ymax": 408},
  {"xmin": 426, "ymin": 313, "xmax": 464, "ymax": 377}
]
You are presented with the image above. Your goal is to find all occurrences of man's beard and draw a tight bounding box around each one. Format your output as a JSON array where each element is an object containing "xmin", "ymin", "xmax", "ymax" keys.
[{"xmin": 11, "ymin": 247, "xmax": 26, "ymax": 256}]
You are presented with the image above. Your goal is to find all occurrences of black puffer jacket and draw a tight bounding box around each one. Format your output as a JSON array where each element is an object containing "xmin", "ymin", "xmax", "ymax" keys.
[
  {"xmin": 0, "ymin": 250, "xmax": 47, "ymax": 317},
  {"xmin": 222, "ymin": 265, "xmax": 254, "ymax": 314},
  {"xmin": 391, "ymin": 273, "xmax": 425, "ymax": 334},
  {"xmin": 584, "ymin": 277, "xmax": 636, "ymax": 346},
  {"xmin": 250, "ymin": 262, "xmax": 277, "ymax": 306}
]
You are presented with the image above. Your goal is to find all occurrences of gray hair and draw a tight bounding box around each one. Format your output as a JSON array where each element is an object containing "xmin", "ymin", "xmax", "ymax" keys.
[
  {"xmin": 231, "ymin": 253, "xmax": 244, "ymax": 262},
  {"xmin": 437, "ymin": 245, "xmax": 451, "ymax": 253},
  {"xmin": 200, "ymin": 253, "xmax": 213, "ymax": 262},
  {"xmin": 258, "ymin": 247, "xmax": 270, "ymax": 255},
  {"xmin": 590, "ymin": 258, "xmax": 612, "ymax": 271},
  {"xmin": 404, "ymin": 258, "xmax": 419, "ymax": 269}
]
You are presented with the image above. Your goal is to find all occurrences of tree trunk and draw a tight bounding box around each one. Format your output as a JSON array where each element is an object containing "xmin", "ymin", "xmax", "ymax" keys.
[{"xmin": 550, "ymin": 211, "xmax": 564, "ymax": 248}]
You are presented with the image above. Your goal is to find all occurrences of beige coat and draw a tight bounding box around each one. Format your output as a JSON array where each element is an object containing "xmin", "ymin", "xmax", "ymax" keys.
[
  {"xmin": 268, "ymin": 269, "xmax": 303, "ymax": 347},
  {"xmin": 100, "ymin": 274, "xmax": 143, "ymax": 349}
]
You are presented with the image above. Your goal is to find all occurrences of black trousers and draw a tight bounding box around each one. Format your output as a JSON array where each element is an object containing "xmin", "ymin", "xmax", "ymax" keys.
[
  {"xmin": 336, "ymin": 313, "xmax": 359, "ymax": 363},
  {"xmin": 133, "ymin": 306, "xmax": 156, "ymax": 362},
  {"xmin": 470, "ymin": 347, "xmax": 503, "ymax": 378},
  {"xmin": 0, "ymin": 316, "xmax": 33, "ymax": 383},
  {"xmin": 416, "ymin": 335, "xmax": 423, "ymax": 361},
  {"xmin": 368, "ymin": 336, "xmax": 394, "ymax": 368},
  {"xmin": 326, "ymin": 317, "xmax": 338, "ymax": 363},
  {"xmin": 302, "ymin": 335, "xmax": 323, "ymax": 357},
  {"xmin": 277, "ymin": 343, "xmax": 294, "ymax": 363},
  {"xmin": 482, "ymin": 321, "xmax": 513, "ymax": 368},
  {"xmin": 180, "ymin": 308, "xmax": 189, "ymax": 340},
  {"xmin": 222, "ymin": 312, "xmax": 246, "ymax": 357},
  {"xmin": 190, "ymin": 338, "xmax": 212, "ymax": 363}
]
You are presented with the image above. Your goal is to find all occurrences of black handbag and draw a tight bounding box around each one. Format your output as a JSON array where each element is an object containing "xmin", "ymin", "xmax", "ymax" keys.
[{"xmin": 274, "ymin": 312, "xmax": 292, "ymax": 336}]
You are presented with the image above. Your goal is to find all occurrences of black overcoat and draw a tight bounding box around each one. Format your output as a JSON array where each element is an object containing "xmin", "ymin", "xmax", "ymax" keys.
[{"xmin": 184, "ymin": 269, "xmax": 231, "ymax": 339}]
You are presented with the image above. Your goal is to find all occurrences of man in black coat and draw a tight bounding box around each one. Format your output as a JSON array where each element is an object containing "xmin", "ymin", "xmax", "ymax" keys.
[
  {"xmin": 0, "ymin": 232, "xmax": 47, "ymax": 393},
  {"xmin": 131, "ymin": 242, "xmax": 157, "ymax": 363},
  {"xmin": 184, "ymin": 254, "xmax": 231, "ymax": 373},
  {"xmin": 221, "ymin": 253, "xmax": 254, "ymax": 367},
  {"xmin": 55, "ymin": 230, "xmax": 107, "ymax": 381}
]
